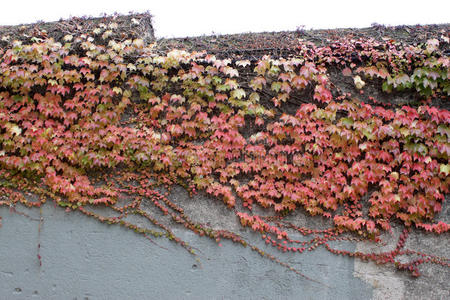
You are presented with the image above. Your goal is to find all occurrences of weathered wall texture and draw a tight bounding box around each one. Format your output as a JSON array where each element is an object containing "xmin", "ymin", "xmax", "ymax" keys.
[
  {"xmin": 0, "ymin": 204, "xmax": 372, "ymax": 300},
  {"xmin": 1, "ymin": 186, "xmax": 448, "ymax": 299}
]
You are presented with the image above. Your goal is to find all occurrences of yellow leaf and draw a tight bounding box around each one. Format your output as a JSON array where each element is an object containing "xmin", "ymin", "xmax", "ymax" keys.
[
  {"xmin": 353, "ymin": 75, "xmax": 365, "ymax": 89},
  {"xmin": 400, "ymin": 127, "xmax": 409, "ymax": 137},
  {"xmin": 102, "ymin": 30, "xmax": 113, "ymax": 40},
  {"xmin": 249, "ymin": 92, "xmax": 260, "ymax": 102},
  {"xmin": 133, "ymin": 39, "xmax": 144, "ymax": 49},
  {"xmin": 390, "ymin": 172, "xmax": 399, "ymax": 180},
  {"xmin": 113, "ymin": 87, "xmax": 122, "ymax": 95},
  {"xmin": 440, "ymin": 164, "xmax": 449, "ymax": 176},
  {"xmin": 236, "ymin": 60, "xmax": 250, "ymax": 67},
  {"xmin": 109, "ymin": 22, "xmax": 118, "ymax": 30},
  {"xmin": 123, "ymin": 90, "xmax": 132, "ymax": 98},
  {"xmin": 6, "ymin": 123, "xmax": 22, "ymax": 136},
  {"xmin": 63, "ymin": 34, "xmax": 73, "ymax": 42}
]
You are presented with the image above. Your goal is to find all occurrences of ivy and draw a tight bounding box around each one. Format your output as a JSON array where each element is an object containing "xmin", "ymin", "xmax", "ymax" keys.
[{"xmin": 0, "ymin": 20, "xmax": 449, "ymax": 279}]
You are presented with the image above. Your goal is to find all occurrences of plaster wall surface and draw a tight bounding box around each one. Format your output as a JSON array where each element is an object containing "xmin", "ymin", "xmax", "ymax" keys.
[
  {"xmin": 0, "ymin": 205, "xmax": 373, "ymax": 300},
  {"xmin": 0, "ymin": 194, "xmax": 448, "ymax": 300}
]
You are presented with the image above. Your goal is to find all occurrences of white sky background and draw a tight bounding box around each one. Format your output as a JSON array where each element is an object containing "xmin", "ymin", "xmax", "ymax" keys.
[{"xmin": 0, "ymin": 0, "xmax": 448, "ymax": 38}]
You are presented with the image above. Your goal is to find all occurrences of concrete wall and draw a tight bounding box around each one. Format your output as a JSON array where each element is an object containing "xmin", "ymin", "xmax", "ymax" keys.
[{"xmin": 0, "ymin": 188, "xmax": 448, "ymax": 299}]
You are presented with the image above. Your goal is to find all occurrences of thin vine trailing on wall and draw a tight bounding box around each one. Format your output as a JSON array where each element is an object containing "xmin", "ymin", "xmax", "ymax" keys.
[{"xmin": 0, "ymin": 19, "xmax": 449, "ymax": 279}]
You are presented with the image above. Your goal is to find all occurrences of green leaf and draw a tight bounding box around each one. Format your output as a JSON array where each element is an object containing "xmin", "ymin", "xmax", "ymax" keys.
[
  {"xmin": 340, "ymin": 117, "xmax": 354, "ymax": 128},
  {"xmin": 271, "ymin": 81, "xmax": 282, "ymax": 93},
  {"xmin": 382, "ymin": 81, "xmax": 392, "ymax": 93},
  {"xmin": 437, "ymin": 125, "xmax": 450, "ymax": 138},
  {"xmin": 231, "ymin": 88, "xmax": 246, "ymax": 99}
]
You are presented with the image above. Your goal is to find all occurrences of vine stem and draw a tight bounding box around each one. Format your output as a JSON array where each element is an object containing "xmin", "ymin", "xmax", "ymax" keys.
[
  {"xmin": 143, "ymin": 233, "xmax": 169, "ymax": 251},
  {"xmin": 37, "ymin": 207, "xmax": 43, "ymax": 267}
]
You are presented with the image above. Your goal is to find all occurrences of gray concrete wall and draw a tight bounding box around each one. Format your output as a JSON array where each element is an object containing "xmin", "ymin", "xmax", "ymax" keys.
[{"xmin": 0, "ymin": 190, "xmax": 449, "ymax": 299}]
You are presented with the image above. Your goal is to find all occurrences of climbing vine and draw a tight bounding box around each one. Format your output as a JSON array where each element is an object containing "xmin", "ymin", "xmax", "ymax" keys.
[{"xmin": 0, "ymin": 19, "xmax": 449, "ymax": 279}]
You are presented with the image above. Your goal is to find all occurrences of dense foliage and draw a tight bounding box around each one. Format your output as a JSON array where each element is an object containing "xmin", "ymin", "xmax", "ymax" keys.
[{"xmin": 0, "ymin": 20, "xmax": 449, "ymax": 278}]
